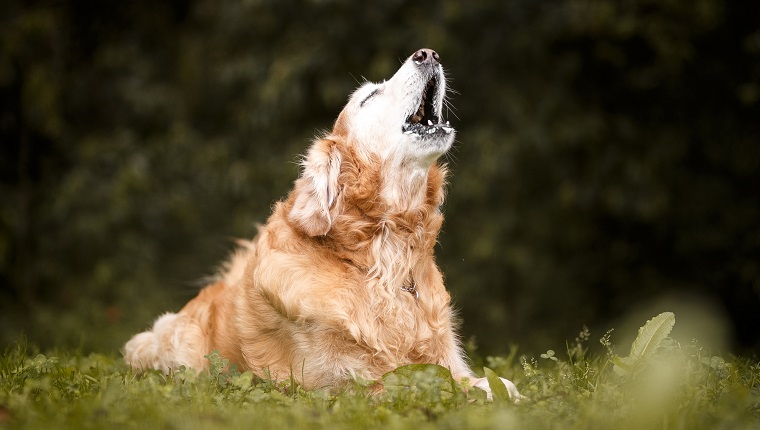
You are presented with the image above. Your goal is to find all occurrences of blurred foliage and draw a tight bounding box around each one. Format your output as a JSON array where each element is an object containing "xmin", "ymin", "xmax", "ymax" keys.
[{"xmin": 1, "ymin": 0, "xmax": 759, "ymax": 354}]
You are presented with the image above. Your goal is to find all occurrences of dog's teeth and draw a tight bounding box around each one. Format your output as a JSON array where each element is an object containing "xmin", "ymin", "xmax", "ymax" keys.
[
  {"xmin": 446, "ymin": 121, "xmax": 450, "ymax": 126},
  {"xmin": 428, "ymin": 120, "xmax": 433, "ymax": 126}
]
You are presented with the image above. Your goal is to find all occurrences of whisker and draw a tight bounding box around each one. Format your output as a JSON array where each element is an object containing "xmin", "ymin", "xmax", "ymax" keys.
[
  {"xmin": 443, "ymin": 100, "xmax": 459, "ymax": 114},
  {"xmin": 444, "ymin": 100, "xmax": 461, "ymax": 121},
  {"xmin": 444, "ymin": 145, "xmax": 461, "ymax": 165},
  {"xmin": 348, "ymin": 73, "xmax": 362, "ymax": 85}
]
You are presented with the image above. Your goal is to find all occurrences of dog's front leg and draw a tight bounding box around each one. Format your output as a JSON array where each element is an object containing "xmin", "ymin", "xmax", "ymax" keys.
[{"xmin": 443, "ymin": 344, "xmax": 523, "ymax": 402}]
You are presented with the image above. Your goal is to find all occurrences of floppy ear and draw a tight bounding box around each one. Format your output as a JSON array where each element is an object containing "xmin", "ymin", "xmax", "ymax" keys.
[{"xmin": 287, "ymin": 139, "xmax": 342, "ymax": 236}]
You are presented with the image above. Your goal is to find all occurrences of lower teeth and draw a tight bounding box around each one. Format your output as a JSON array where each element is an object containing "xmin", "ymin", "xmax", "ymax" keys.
[{"xmin": 402, "ymin": 122, "xmax": 454, "ymax": 135}]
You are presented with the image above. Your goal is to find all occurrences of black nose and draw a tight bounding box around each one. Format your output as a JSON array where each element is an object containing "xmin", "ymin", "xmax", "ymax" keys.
[{"xmin": 412, "ymin": 48, "xmax": 440, "ymax": 65}]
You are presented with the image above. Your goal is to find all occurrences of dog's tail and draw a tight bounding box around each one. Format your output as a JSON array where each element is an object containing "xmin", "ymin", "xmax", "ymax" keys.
[{"xmin": 123, "ymin": 242, "xmax": 254, "ymax": 373}]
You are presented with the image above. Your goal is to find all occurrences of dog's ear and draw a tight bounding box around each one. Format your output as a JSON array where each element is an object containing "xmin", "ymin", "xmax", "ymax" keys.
[{"xmin": 288, "ymin": 138, "xmax": 342, "ymax": 236}]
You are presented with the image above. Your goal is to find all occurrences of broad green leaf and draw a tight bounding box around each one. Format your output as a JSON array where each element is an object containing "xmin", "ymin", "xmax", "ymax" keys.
[
  {"xmin": 380, "ymin": 364, "xmax": 460, "ymax": 404},
  {"xmin": 382, "ymin": 364, "xmax": 453, "ymax": 381},
  {"xmin": 613, "ymin": 312, "xmax": 675, "ymax": 376},
  {"xmin": 628, "ymin": 312, "xmax": 675, "ymax": 359},
  {"xmin": 610, "ymin": 356, "xmax": 635, "ymax": 376},
  {"xmin": 483, "ymin": 367, "xmax": 510, "ymax": 403},
  {"xmin": 381, "ymin": 364, "xmax": 456, "ymax": 391}
]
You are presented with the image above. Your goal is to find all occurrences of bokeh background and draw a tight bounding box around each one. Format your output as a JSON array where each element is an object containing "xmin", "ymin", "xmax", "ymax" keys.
[{"xmin": 2, "ymin": 0, "xmax": 759, "ymax": 356}]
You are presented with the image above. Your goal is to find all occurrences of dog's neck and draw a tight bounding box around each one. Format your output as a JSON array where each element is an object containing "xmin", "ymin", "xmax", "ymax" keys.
[
  {"xmin": 379, "ymin": 158, "xmax": 438, "ymax": 212},
  {"xmin": 330, "ymin": 149, "xmax": 446, "ymax": 296}
]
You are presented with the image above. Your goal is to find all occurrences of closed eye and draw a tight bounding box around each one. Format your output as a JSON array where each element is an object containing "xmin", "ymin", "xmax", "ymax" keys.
[{"xmin": 359, "ymin": 88, "xmax": 380, "ymax": 107}]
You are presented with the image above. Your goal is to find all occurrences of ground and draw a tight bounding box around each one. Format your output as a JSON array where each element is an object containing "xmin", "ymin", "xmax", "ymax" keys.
[{"xmin": 1, "ymin": 316, "xmax": 759, "ymax": 429}]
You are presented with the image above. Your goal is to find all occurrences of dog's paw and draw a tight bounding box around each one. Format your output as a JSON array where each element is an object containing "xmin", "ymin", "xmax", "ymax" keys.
[{"xmin": 472, "ymin": 376, "xmax": 525, "ymax": 403}]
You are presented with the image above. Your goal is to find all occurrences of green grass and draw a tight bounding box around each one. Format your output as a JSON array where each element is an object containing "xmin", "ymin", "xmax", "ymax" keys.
[{"xmin": 1, "ymin": 315, "xmax": 758, "ymax": 429}]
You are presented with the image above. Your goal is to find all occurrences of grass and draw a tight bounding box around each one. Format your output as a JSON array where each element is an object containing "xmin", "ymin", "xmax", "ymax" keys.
[{"xmin": 1, "ymin": 314, "xmax": 758, "ymax": 429}]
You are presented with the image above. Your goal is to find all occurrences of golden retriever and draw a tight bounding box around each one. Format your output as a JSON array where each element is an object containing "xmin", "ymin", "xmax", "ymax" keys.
[{"xmin": 124, "ymin": 48, "xmax": 521, "ymax": 400}]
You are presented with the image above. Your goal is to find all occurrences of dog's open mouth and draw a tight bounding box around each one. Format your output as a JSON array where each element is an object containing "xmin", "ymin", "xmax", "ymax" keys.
[{"xmin": 402, "ymin": 76, "xmax": 454, "ymax": 137}]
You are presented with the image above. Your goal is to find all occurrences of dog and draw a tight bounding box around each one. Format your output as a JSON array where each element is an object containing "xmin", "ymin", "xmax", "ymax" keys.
[{"xmin": 124, "ymin": 48, "xmax": 521, "ymax": 400}]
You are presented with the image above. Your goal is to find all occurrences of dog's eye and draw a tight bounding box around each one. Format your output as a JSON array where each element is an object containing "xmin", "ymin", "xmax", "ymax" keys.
[{"xmin": 359, "ymin": 89, "xmax": 380, "ymax": 107}]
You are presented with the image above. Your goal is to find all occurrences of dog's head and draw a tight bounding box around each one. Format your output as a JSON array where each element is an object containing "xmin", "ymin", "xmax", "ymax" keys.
[
  {"xmin": 336, "ymin": 48, "xmax": 455, "ymax": 165},
  {"xmin": 288, "ymin": 49, "xmax": 455, "ymax": 236}
]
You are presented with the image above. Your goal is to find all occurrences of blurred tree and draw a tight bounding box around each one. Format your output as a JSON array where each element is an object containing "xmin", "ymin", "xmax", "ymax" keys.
[
  {"xmin": 1, "ymin": 0, "xmax": 758, "ymax": 354},
  {"xmin": 441, "ymin": 0, "xmax": 760, "ymax": 352}
]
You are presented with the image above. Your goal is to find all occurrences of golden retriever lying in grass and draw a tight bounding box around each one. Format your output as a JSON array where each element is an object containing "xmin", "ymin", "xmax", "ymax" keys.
[{"xmin": 124, "ymin": 48, "xmax": 520, "ymax": 400}]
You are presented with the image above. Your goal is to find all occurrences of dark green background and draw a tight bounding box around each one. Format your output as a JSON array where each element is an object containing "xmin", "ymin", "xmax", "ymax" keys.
[{"xmin": 2, "ymin": 0, "xmax": 759, "ymax": 356}]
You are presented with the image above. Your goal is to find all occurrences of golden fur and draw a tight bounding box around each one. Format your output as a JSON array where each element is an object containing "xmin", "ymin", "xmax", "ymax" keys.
[{"xmin": 124, "ymin": 49, "xmax": 520, "ymax": 400}]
